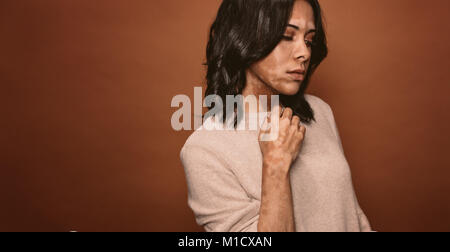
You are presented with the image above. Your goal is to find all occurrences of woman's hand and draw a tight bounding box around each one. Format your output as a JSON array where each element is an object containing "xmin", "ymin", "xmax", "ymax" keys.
[{"xmin": 258, "ymin": 106, "xmax": 306, "ymax": 175}]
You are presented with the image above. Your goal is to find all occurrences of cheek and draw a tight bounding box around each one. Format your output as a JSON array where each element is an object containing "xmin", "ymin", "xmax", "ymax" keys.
[
  {"xmin": 267, "ymin": 46, "xmax": 292, "ymax": 71},
  {"xmin": 254, "ymin": 46, "xmax": 291, "ymax": 80}
]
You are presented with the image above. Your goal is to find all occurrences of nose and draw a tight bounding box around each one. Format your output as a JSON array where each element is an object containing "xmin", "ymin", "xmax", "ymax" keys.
[{"xmin": 293, "ymin": 40, "xmax": 311, "ymax": 63}]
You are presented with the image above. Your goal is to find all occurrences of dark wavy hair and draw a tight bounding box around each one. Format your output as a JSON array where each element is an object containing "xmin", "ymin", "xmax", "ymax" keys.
[{"xmin": 204, "ymin": 0, "xmax": 328, "ymax": 127}]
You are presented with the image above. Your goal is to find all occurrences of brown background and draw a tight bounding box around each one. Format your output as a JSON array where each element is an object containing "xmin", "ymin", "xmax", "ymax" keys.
[{"xmin": 1, "ymin": 0, "xmax": 449, "ymax": 232}]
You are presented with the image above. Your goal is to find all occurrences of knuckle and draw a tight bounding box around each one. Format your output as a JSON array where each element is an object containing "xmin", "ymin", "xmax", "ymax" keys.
[{"xmin": 282, "ymin": 119, "xmax": 291, "ymax": 127}]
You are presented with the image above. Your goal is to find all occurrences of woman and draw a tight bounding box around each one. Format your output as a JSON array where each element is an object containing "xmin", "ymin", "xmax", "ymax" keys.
[{"xmin": 180, "ymin": 0, "xmax": 372, "ymax": 232}]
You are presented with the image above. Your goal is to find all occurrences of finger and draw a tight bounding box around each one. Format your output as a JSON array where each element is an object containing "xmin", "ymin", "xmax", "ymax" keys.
[
  {"xmin": 288, "ymin": 127, "xmax": 304, "ymax": 152},
  {"xmin": 300, "ymin": 124, "xmax": 306, "ymax": 134},
  {"xmin": 295, "ymin": 123, "xmax": 306, "ymax": 137},
  {"xmin": 280, "ymin": 106, "xmax": 286, "ymax": 117},
  {"xmin": 295, "ymin": 126, "xmax": 306, "ymax": 143},
  {"xmin": 287, "ymin": 123, "xmax": 298, "ymax": 140},
  {"xmin": 291, "ymin": 115, "xmax": 300, "ymax": 127},
  {"xmin": 282, "ymin": 107, "xmax": 293, "ymax": 120}
]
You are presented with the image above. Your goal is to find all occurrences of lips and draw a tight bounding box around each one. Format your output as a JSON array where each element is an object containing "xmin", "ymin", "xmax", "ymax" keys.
[{"xmin": 287, "ymin": 69, "xmax": 306, "ymax": 81}]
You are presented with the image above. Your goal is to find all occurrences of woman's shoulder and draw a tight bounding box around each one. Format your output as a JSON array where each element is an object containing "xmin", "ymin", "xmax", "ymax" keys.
[
  {"xmin": 180, "ymin": 118, "xmax": 238, "ymax": 163},
  {"xmin": 305, "ymin": 94, "xmax": 332, "ymax": 111},
  {"xmin": 304, "ymin": 93, "xmax": 335, "ymax": 121}
]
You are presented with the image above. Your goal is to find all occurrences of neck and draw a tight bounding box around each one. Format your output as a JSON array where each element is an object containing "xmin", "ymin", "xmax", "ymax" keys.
[{"xmin": 242, "ymin": 69, "xmax": 279, "ymax": 113}]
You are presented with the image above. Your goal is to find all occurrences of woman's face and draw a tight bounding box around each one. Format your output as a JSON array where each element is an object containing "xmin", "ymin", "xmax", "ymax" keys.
[{"xmin": 247, "ymin": 0, "xmax": 316, "ymax": 96}]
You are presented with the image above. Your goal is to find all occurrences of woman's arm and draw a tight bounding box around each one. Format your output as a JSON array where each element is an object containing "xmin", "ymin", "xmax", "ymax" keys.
[
  {"xmin": 257, "ymin": 106, "xmax": 306, "ymax": 232},
  {"xmin": 257, "ymin": 160, "xmax": 295, "ymax": 232},
  {"xmin": 181, "ymin": 144, "xmax": 262, "ymax": 232}
]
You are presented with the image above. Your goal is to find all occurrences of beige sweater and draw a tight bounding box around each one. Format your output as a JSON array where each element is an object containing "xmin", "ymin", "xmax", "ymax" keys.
[{"xmin": 180, "ymin": 94, "xmax": 372, "ymax": 232}]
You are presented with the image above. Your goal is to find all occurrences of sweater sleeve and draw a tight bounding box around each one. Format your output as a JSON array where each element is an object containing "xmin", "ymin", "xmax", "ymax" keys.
[
  {"xmin": 180, "ymin": 144, "xmax": 260, "ymax": 232},
  {"xmin": 323, "ymin": 102, "xmax": 373, "ymax": 232}
]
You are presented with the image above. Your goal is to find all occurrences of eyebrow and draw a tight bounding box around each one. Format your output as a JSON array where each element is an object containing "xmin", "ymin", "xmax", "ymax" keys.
[{"xmin": 287, "ymin": 24, "xmax": 316, "ymax": 35}]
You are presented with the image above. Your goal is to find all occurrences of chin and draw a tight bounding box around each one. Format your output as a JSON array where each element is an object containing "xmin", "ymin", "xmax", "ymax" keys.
[{"xmin": 278, "ymin": 82, "xmax": 301, "ymax": 96}]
